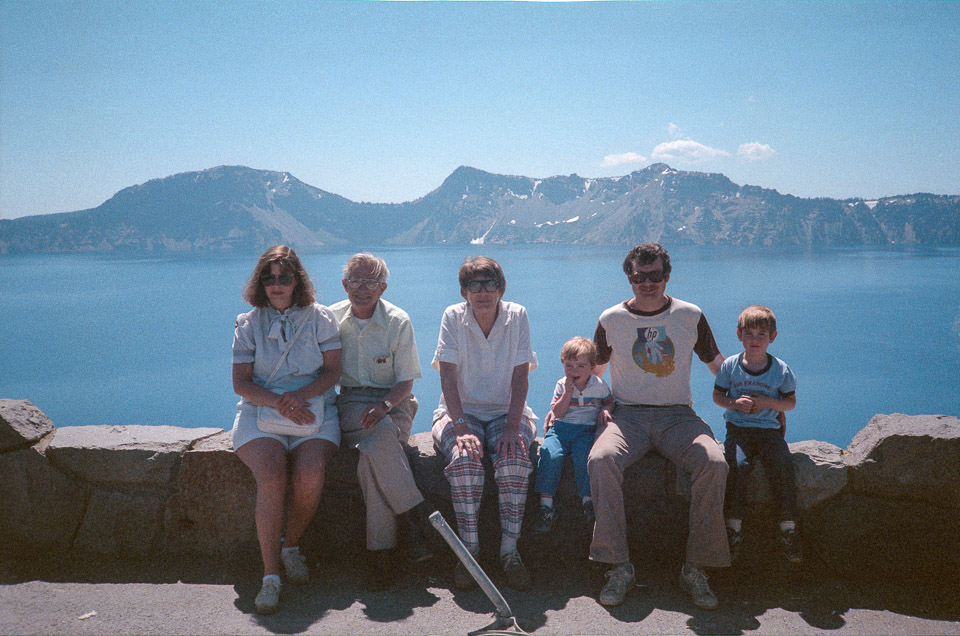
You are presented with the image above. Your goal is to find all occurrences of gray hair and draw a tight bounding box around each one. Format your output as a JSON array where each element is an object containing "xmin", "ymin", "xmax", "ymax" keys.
[{"xmin": 343, "ymin": 253, "xmax": 390, "ymax": 283}]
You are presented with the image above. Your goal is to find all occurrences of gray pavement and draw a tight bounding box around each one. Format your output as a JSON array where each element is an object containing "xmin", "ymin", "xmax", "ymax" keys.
[{"xmin": 1, "ymin": 552, "xmax": 958, "ymax": 635}]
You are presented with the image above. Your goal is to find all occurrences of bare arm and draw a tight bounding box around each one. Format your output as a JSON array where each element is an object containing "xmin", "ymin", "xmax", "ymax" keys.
[
  {"xmin": 233, "ymin": 362, "xmax": 281, "ymax": 407},
  {"xmin": 438, "ymin": 361, "xmax": 482, "ymax": 459},
  {"xmin": 288, "ymin": 349, "xmax": 341, "ymax": 401},
  {"xmin": 498, "ymin": 362, "xmax": 530, "ymax": 458},
  {"xmin": 752, "ymin": 393, "xmax": 796, "ymax": 413},
  {"xmin": 438, "ymin": 361, "xmax": 466, "ymax": 424},
  {"xmin": 714, "ymin": 387, "xmax": 795, "ymax": 415},
  {"xmin": 550, "ymin": 379, "xmax": 575, "ymax": 420},
  {"xmin": 232, "ymin": 349, "xmax": 341, "ymax": 426},
  {"xmin": 706, "ymin": 353, "xmax": 723, "ymax": 376},
  {"xmin": 714, "ymin": 387, "xmax": 756, "ymax": 413},
  {"xmin": 597, "ymin": 394, "xmax": 615, "ymax": 427}
]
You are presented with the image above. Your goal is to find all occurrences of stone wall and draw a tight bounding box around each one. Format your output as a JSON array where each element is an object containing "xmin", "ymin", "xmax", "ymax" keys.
[{"xmin": 1, "ymin": 399, "xmax": 957, "ymax": 587}]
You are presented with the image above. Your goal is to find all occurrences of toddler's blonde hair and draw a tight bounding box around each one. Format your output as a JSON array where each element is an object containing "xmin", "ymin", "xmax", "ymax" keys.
[{"xmin": 560, "ymin": 336, "xmax": 598, "ymax": 366}]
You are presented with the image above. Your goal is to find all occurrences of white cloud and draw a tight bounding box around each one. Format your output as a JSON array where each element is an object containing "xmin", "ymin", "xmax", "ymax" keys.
[
  {"xmin": 737, "ymin": 142, "xmax": 777, "ymax": 161},
  {"xmin": 651, "ymin": 140, "xmax": 729, "ymax": 163},
  {"xmin": 667, "ymin": 122, "xmax": 682, "ymax": 139},
  {"xmin": 601, "ymin": 152, "xmax": 647, "ymax": 167}
]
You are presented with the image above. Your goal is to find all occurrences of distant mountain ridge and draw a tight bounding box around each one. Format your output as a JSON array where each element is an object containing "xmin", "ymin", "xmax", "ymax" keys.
[{"xmin": 2, "ymin": 163, "xmax": 958, "ymax": 253}]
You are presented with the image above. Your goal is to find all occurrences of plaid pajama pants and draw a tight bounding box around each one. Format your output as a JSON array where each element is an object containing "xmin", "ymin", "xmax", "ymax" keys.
[{"xmin": 432, "ymin": 413, "xmax": 536, "ymax": 554}]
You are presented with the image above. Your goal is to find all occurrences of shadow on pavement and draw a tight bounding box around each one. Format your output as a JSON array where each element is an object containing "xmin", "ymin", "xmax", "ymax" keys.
[{"xmin": 2, "ymin": 543, "xmax": 958, "ymax": 635}]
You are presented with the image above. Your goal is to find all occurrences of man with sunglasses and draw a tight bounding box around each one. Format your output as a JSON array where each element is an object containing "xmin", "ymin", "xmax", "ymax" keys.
[
  {"xmin": 587, "ymin": 243, "xmax": 730, "ymax": 609},
  {"xmin": 330, "ymin": 253, "xmax": 432, "ymax": 591}
]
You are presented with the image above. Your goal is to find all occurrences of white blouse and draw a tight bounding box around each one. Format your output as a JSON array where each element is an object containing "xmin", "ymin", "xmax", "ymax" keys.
[{"xmin": 432, "ymin": 300, "xmax": 538, "ymax": 422}]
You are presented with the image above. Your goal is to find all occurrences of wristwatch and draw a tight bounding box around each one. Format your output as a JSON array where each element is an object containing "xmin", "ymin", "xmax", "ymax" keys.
[{"xmin": 381, "ymin": 398, "xmax": 393, "ymax": 411}]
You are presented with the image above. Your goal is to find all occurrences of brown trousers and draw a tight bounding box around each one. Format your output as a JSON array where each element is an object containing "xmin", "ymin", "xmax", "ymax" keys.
[{"xmin": 587, "ymin": 404, "xmax": 731, "ymax": 569}]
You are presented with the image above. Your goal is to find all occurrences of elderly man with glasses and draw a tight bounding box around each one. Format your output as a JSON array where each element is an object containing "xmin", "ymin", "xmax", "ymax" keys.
[{"xmin": 330, "ymin": 253, "xmax": 432, "ymax": 591}]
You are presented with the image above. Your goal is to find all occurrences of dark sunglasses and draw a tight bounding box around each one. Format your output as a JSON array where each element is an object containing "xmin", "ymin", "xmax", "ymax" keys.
[
  {"xmin": 261, "ymin": 273, "xmax": 296, "ymax": 287},
  {"xmin": 465, "ymin": 279, "xmax": 501, "ymax": 293},
  {"xmin": 627, "ymin": 270, "xmax": 666, "ymax": 284}
]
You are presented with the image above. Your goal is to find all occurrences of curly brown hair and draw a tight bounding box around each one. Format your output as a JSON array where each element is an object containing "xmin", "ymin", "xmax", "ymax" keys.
[
  {"xmin": 243, "ymin": 245, "xmax": 316, "ymax": 308},
  {"xmin": 622, "ymin": 243, "xmax": 672, "ymax": 277}
]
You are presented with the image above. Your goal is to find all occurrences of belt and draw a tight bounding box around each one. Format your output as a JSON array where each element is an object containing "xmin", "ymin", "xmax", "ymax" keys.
[{"xmin": 621, "ymin": 403, "xmax": 680, "ymax": 409}]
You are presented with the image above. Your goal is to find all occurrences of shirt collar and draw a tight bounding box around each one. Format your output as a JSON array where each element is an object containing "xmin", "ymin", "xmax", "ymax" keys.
[
  {"xmin": 462, "ymin": 299, "xmax": 510, "ymax": 333},
  {"xmin": 341, "ymin": 299, "xmax": 388, "ymax": 330}
]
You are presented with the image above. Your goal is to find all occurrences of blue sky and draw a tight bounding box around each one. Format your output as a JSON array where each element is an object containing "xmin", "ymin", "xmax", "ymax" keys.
[{"xmin": 1, "ymin": 1, "xmax": 958, "ymax": 219}]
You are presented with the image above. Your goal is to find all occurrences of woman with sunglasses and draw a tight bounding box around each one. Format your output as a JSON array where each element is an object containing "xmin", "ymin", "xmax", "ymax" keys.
[
  {"xmin": 231, "ymin": 245, "xmax": 341, "ymax": 614},
  {"xmin": 431, "ymin": 256, "xmax": 538, "ymax": 591}
]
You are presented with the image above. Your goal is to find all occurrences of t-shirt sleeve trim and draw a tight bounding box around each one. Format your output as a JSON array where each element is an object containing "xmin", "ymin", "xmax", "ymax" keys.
[
  {"xmin": 694, "ymin": 314, "xmax": 721, "ymax": 363},
  {"xmin": 594, "ymin": 321, "xmax": 612, "ymax": 365}
]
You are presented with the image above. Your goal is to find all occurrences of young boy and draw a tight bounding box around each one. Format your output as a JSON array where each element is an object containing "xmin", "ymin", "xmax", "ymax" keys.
[
  {"xmin": 532, "ymin": 337, "xmax": 613, "ymax": 533},
  {"xmin": 713, "ymin": 306, "xmax": 800, "ymax": 563}
]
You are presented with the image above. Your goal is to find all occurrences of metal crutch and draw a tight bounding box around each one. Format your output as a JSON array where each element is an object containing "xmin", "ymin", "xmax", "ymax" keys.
[{"xmin": 428, "ymin": 511, "xmax": 528, "ymax": 636}]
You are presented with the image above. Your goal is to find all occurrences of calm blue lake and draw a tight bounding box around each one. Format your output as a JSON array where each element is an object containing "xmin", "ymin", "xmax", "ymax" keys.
[{"xmin": 1, "ymin": 245, "xmax": 958, "ymax": 448}]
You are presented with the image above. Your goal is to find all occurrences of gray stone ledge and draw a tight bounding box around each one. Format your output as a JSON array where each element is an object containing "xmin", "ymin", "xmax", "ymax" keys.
[
  {"xmin": 1, "ymin": 400, "xmax": 958, "ymax": 588},
  {"xmin": 47, "ymin": 424, "xmax": 223, "ymax": 486}
]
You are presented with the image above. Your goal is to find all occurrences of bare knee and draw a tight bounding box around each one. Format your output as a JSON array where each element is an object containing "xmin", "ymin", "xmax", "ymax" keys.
[
  {"xmin": 254, "ymin": 463, "xmax": 287, "ymax": 496},
  {"xmin": 291, "ymin": 465, "xmax": 325, "ymax": 495}
]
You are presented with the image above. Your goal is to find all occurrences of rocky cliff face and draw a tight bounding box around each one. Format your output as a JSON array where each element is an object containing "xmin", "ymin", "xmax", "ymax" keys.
[
  {"xmin": 2, "ymin": 164, "xmax": 958, "ymax": 253},
  {"xmin": 1, "ymin": 400, "xmax": 958, "ymax": 590}
]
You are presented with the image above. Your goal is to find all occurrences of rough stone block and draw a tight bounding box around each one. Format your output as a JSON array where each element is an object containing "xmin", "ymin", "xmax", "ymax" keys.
[
  {"xmin": 0, "ymin": 446, "xmax": 86, "ymax": 551},
  {"xmin": 407, "ymin": 432, "xmax": 448, "ymax": 500},
  {"xmin": 805, "ymin": 491, "xmax": 960, "ymax": 590},
  {"xmin": 0, "ymin": 399, "xmax": 55, "ymax": 451},
  {"xmin": 47, "ymin": 425, "xmax": 223, "ymax": 487},
  {"xmin": 74, "ymin": 489, "xmax": 163, "ymax": 557},
  {"xmin": 163, "ymin": 431, "xmax": 257, "ymax": 556},
  {"xmin": 846, "ymin": 414, "xmax": 960, "ymax": 507}
]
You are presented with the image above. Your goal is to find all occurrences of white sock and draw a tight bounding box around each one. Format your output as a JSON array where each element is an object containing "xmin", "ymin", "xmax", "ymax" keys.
[
  {"xmin": 281, "ymin": 545, "xmax": 300, "ymax": 556},
  {"xmin": 262, "ymin": 574, "xmax": 282, "ymax": 586},
  {"xmin": 540, "ymin": 495, "xmax": 554, "ymax": 508},
  {"xmin": 582, "ymin": 496, "xmax": 592, "ymax": 505},
  {"xmin": 726, "ymin": 518, "xmax": 742, "ymax": 532},
  {"xmin": 779, "ymin": 520, "xmax": 796, "ymax": 532},
  {"xmin": 500, "ymin": 535, "xmax": 518, "ymax": 557}
]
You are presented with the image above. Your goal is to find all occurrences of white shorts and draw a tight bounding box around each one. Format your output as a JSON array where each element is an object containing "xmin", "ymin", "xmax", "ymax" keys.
[{"xmin": 232, "ymin": 394, "xmax": 340, "ymax": 452}]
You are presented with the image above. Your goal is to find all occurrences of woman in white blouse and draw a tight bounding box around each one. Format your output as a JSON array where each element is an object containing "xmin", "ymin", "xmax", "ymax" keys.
[
  {"xmin": 431, "ymin": 256, "xmax": 538, "ymax": 591},
  {"xmin": 231, "ymin": 246, "xmax": 341, "ymax": 614}
]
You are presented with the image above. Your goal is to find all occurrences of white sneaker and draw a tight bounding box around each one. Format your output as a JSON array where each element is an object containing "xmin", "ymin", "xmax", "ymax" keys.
[
  {"xmin": 281, "ymin": 547, "xmax": 309, "ymax": 585},
  {"xmin": 681, "ymin": 564, "xmax": 718, "ymax": 610},
  {"xmin": 255, "ymin": 577, "xmax": 282, "ymax": 615}
]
